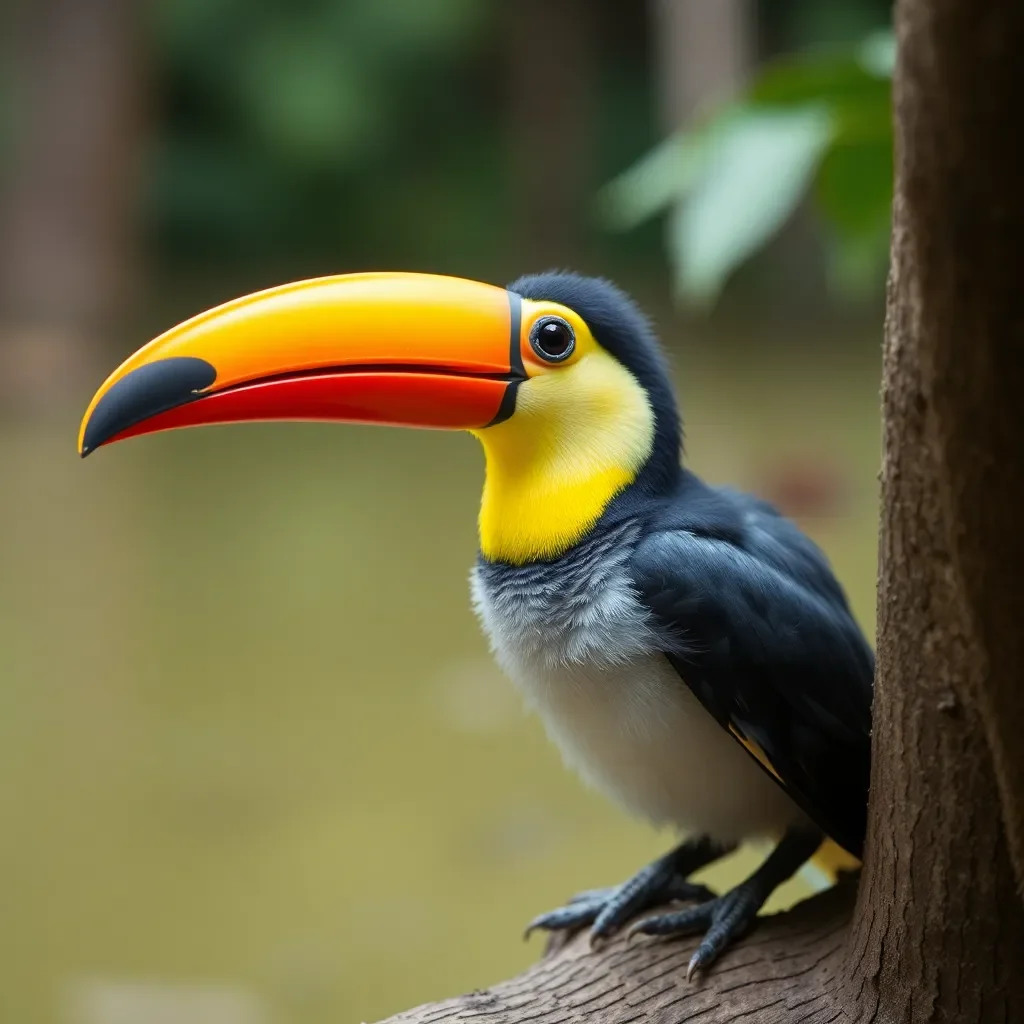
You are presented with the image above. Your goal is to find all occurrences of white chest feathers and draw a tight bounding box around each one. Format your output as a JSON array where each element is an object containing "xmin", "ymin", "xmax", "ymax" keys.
[{"xmin": 470, "ymin": 539, "xmax": 802, "ymax": 843}]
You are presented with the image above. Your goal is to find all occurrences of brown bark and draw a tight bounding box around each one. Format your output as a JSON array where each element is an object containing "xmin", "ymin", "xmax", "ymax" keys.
[
  {"xmin": 838, "ymin": 5, "xmax": 1024, "ymax": 1019},
  {"xmin": 905, "ymin": 2, "xmax": 1024, "ymax": 899},
  {"xmin": 386, "ymin": 884, "xmax": 854, "ymax": 1024},
  {"xmin": 374, "ymin": 2, "xmax": 1024, "ymax": 1021}
]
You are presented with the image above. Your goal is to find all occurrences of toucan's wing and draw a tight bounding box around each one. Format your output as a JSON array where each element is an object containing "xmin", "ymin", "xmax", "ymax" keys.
[{"xmin": 629, "ymin": 514, "xmax": 874, "ymax": 856}]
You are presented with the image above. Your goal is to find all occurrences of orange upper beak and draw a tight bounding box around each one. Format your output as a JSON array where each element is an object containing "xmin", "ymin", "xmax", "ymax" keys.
[{"xmin": 78, "ymin": 272, "xmax": 525, "ymax": 456}]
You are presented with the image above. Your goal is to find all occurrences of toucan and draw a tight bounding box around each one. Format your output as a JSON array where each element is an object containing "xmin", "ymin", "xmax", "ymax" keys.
[{"xmin": 79, "ymin": 271, "xmax": 873, "ymax": 978}]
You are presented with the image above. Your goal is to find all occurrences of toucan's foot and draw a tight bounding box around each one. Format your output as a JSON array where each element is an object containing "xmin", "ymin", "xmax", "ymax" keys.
[
  {"xmin": 626, "ymin": 878, "xmax": 766, "ymax": 979},
  {"xmin": 627, "ymin": 826, "xmax": 825, "ymax": 979},
  {"xmin": 524, "ymin": 836, "xmax": 730, "ymax": 946},
  {"xmin": 525, "ymin": 878, "xmax": 715, "ymax": 944}
]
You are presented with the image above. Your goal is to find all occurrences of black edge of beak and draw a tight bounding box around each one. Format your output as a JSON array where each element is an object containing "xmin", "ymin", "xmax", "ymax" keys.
[
  {"xmin": 485, "ymin": 291, "xmax": 524, "ymax": 428},
  {"xmin": 81, "ymin": 356, "xmax": 217, "ymax": 456}
]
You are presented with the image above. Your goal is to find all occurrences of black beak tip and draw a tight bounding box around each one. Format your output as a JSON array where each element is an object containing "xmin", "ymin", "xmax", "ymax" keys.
[{"xmin": 80, "ymin": 356, "xmax": 217, "ymax": 455}]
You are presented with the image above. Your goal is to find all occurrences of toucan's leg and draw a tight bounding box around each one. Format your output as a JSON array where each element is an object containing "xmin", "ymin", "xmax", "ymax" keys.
[
  {"xmin": 525, "ymin": 835, "xmax": 732, "ymax": 945},
  {"xmin": 628, "ymin": 826, "xmax": 824, "ymax": 979}
]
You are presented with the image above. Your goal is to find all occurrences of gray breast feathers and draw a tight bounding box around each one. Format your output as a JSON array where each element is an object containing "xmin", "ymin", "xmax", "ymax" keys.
[
  {"xmin": 469, "ymin": 520, "xmax": 804, "ymax": 839},
  {"xmin": 471, "ymin": 520, "xmax": 658, "ymax": 673}
]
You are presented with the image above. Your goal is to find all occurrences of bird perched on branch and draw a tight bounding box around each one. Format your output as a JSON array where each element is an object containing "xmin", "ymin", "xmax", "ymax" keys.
[{"xmin": 79, "ymin": 270, "xmax": 873, "ymax": 978}]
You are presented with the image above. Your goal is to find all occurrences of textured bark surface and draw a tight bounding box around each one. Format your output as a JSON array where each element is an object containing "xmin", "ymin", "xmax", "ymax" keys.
[
  {"xmin": 901, "ymin": 0, "xmax": 1024, "ymax": 898},
  {"xmin": 841, "ymin": 200, "xmax": 1024, "ymax": 1022},
  {"xmin": 840, "ymin": 6, "xmax": 1024, "ymax": 1019},
  {"xmin": 375, "ymin": 2, "xmax": 1024, "ymax": 1021},
  {"xmin": 385, "ymin": 884, "xmax": 854, "ymax": 1024}
]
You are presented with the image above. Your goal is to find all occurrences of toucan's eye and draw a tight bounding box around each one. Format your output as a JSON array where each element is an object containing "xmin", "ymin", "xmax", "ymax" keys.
[{"xmin": 530, "ymin": 316, "xmax": 576, "ymax": 362}]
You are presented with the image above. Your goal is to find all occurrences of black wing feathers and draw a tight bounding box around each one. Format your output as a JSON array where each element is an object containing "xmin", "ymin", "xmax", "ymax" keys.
[{"xmin": 629, "ymin": 484, "xmax": 874, "ymax": 857}]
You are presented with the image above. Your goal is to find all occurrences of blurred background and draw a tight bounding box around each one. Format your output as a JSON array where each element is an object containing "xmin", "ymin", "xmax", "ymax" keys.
[{"xmin": 0, "ymin": 2, "xmax": 889, "ymax": 1022}]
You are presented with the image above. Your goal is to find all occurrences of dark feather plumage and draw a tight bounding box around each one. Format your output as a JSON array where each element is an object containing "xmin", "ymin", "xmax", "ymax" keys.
[
  {"xmin": 628, "ymin": 472, "xmax": 873, "ymax": 856},
  {"xmin": 507, "ymin": 271, "xmax": 874, "ymax": 857}
]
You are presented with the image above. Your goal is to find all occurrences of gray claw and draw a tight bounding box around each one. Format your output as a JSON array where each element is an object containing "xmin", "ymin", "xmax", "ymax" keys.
[
  {"xmin": 686, "ymin": 952, "xmax": 703, "ymax": 983},
  {"xmin": 524, "ymin": 895, "xmax": 606, "ymax": 940}
]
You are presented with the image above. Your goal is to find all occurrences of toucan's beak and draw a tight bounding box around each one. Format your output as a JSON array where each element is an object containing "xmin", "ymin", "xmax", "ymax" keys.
[{"xmin": 78, "ymin": 272, "xmax": 525, "ymax": 456}]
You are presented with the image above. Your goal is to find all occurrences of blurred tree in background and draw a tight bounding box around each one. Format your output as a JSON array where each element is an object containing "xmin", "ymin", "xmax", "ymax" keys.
[
  {"xmin": 0, "ymin": 0, "xmax": 894, "ymax": 410},
  {"xmin": 0, "ymin": 0, "xmax": 146, "ymax": 412}
]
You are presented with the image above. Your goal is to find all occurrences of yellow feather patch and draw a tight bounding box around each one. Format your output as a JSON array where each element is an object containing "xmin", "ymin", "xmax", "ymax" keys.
[
  {"xmin": 734, "ymin": 725, "xmax": 863, "ymax": 889},
  {"xmin": 729, "ymin": 725, "xmax": 784, "ymax": 784},
  {"xmin": 812, "ymin": 838, "xmax": 861, "ymax": 876},
  {"xmin": 473, "ymin": 348, "xmax": 655, "ymax": 564}
]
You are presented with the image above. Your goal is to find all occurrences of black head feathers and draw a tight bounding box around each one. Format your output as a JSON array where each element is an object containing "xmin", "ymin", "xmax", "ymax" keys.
[{"xmin": 508, "ymin": 270, "xmax": 683, "ymax": 496}]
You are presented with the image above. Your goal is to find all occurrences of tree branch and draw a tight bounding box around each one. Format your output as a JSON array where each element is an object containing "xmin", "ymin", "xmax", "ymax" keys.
[{"xmin": 376, "ymin": 883, "xmax": 855, "ymax": 1024}]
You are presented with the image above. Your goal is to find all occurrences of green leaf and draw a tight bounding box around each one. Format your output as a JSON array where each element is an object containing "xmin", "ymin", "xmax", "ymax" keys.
[
  {"xmin": 829, "ymin": 97, "xmax": 892, "ymax": 146},
  {"xmin": 596, "ymin": 132, "xmax": 710, "ymax": 232},
  {"xmin": 816, "ymin": 137, "xmax": 892, "ymax": 240},
  {"xmin": 826, "ymin": 227, "xmax": 890, "ymax": 301},
  {"xmin": 670, "ymin": 106, "xmax": 834, "ymax": 305},
  {"xmin": 595, "ymin": 27, "xmax": 895, "ymax": 307},
  {"xmin": 858, "ymin": 30, "xmax": 896, "ymax": 78},
  {"xmin": 750, "ymin": 51, "xmax": 889, "ymax": 107}
]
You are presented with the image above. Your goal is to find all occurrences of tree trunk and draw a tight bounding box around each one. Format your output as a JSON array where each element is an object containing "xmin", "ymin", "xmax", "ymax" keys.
[
  {"xmin": 374, "ymin": 1, "xmax": 1024, "ymax": 1021},
  {"xmin": 502, "ymin": 0, "xmax": 593, "ymax": 269},
  {"xmin": 839, "ymin": 4, "xmax": 1024, "ymax": 1017},
  {"xmin": 649, "ymin": 0, "xmax": 753, "ymax": 132},
  {"xmin": 0, "ymin": 0, "xmax": 146, "ymax": 414}
]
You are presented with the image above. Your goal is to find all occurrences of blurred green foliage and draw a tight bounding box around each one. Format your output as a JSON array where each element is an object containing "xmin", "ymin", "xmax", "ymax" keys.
[
  {"xmin": 142, "ymin": 0, "xmax": 894, "ymax": 297},
  {"xmin": 144, "ymin": 0, "xmax": 672, "ymax": 284},
  {"xmin": 598, "ymin": 30, "xmax": 894, "ymax": 307},
  {"xmin": 149, "ymin": 0, "xmax": 508, "ymax": 273},
  {"xmin": 0, "ymin": 0, "xmax": 895, "ymax": 302}
]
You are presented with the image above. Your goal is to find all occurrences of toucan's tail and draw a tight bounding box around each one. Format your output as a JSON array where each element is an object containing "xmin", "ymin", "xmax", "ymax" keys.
[{"xmin": 800, "ymin": 838, "xmax": 861, "ymax": 892}]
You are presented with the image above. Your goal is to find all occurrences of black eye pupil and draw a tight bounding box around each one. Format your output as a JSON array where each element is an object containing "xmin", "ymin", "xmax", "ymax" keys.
[
  {"xmin": 531, "ymin": 317, "xmax": 575, "ymax": 361},
  {"xmin": 539, "ymin": 322, "xmax": 569, "ymax": 354}
]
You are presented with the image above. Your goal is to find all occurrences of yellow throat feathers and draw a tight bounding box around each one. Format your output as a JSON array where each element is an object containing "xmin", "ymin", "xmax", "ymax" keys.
[{"xmin": 473, "ymin": 349, "xmax": 655, "ymax": 564}]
